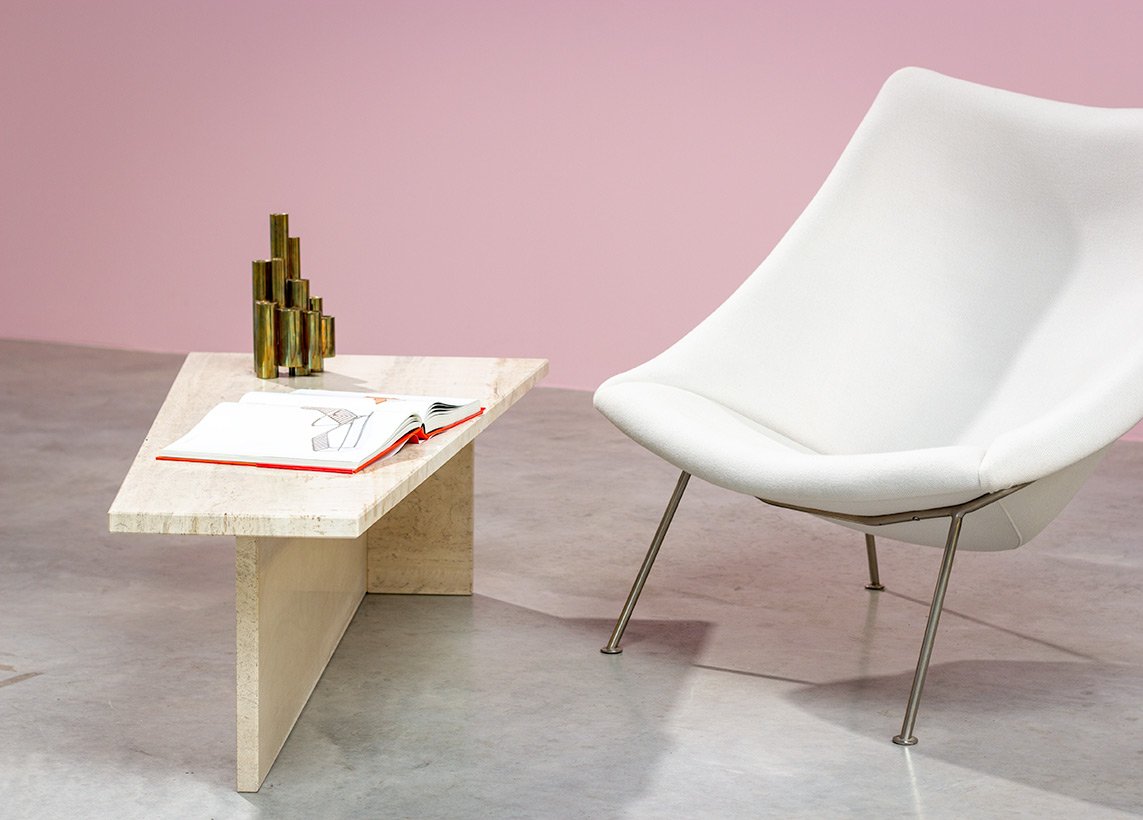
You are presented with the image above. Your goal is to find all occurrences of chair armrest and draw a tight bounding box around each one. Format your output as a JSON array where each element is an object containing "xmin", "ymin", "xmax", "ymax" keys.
[{"xmin": 979, "ymin": 349, "xmax": 1143, "ymax": 489}]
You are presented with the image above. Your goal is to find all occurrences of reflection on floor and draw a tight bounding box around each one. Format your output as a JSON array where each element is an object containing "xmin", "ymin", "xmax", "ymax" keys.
[{"xmin": 1, "ymin": 340, "xmax": 1141, "ymax": 818}]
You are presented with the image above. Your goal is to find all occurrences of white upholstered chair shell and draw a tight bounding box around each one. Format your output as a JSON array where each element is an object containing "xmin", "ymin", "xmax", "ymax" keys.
[{"xmin": 594, "ymin": 68, "xmax": 1143, "ymax": 745}]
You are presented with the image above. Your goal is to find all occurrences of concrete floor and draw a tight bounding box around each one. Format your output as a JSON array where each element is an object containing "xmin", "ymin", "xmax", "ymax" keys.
[{"xmin": 2, "ymin": 339, "xmax": 1142, "ymax": 818}]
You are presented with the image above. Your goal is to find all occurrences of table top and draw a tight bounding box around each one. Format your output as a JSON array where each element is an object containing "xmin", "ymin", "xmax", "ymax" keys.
[{"xmin": 108, "ymin": 352, "xmax": 548, "ymax": 539}]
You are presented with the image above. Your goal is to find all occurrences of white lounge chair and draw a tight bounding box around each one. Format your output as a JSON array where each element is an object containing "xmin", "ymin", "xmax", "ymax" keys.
[{"xmin": 594, "ymin": 67, "xmax": 1143, "ymax": 745}]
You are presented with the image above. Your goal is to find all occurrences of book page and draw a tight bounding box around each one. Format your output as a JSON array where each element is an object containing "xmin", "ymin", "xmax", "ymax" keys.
[
  {"xmin": 290, "ymin": 389, "xmax": 480, "ymax": 433},
  {"xmin": 159, "ymin": 400, "xmax": 422, "ymax": 469},
  {"xmin": 237, "ymin": 392, "xmax": 380, "ymax": 416}
]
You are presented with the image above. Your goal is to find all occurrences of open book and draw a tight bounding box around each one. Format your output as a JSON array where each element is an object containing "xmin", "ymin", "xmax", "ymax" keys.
[{"xmin": 156, "ymin": 389, "xmax": 483, "ymax": 473}]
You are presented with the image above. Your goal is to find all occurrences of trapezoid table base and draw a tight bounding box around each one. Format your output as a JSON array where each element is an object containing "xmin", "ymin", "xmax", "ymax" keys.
[{"xmin": 235, "ymin": 442, "xmax": 474, "ymax": 792}]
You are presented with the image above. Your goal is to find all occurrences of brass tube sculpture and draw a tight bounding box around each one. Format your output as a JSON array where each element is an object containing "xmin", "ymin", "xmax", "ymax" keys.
[{"xmin": 251, "ymin": 213, "xmax": 336, "ymax": 377}]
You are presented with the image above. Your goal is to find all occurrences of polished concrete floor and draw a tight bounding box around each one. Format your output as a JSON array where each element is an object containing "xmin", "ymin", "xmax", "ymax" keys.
[{"xmin": 2, "ymin": 339, "xmax": 1142, "ymax": 818}]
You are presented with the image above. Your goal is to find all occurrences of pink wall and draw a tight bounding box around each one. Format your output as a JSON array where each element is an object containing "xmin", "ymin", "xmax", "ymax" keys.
[{"xmin": 4, "ymin": 1, "xmax": 1143, "ymax": 403}]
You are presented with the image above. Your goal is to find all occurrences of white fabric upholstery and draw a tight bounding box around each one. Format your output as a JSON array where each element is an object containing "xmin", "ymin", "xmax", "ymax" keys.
[{"xmin": 595, "ymin": 68, "xmax": 1143, "ymax": 550}]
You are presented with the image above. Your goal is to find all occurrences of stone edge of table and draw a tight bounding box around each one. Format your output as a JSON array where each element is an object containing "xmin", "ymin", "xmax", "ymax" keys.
[{"xmin": 108, "ymin": 353, "xmax": 548, "ymax": 538}]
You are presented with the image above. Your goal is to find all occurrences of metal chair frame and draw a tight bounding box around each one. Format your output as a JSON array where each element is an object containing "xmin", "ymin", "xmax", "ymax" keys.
[{"xmin": 600, "ymin": 470, "xmax": 1028, "ymax": 745}]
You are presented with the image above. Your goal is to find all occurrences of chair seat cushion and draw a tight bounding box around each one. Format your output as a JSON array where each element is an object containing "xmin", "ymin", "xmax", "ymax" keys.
[{"xmin": 594, "ymin": 379, "xmax": 988, "ymax": 516}]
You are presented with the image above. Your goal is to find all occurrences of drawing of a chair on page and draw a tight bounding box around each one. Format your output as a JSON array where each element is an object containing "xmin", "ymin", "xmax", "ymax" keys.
[{"xmin": 306, "ymin": 407, "xmax": 372, "ymax": 452}]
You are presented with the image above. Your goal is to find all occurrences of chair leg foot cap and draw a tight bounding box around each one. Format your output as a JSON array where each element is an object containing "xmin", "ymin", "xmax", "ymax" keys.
[
  {"xmin": 865, "ymin": 583, "xmax": 885, "ymax": 591},
  {"xmin": 600, "ymin": 646, "xmax": 623, "ymax": 655},
  {"xmin": 892, "ymin": 734, "xmax": 917, "ymax": 746}
]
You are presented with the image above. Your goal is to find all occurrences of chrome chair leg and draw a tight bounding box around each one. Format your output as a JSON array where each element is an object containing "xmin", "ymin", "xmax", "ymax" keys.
[
  {"xmin": 601, "ymin": 471, "xmax": 691, "ymax": 654},
  {"xmin": 864, "ymin": 533, "xmax": 885, "ymax": 590},
  {"xmin": 892, "ymin": 511, "xmax": 966, "ymax": 746}
]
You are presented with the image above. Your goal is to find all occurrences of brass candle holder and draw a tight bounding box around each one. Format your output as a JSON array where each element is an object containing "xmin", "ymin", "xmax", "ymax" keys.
[{"xmin": 250, "ymin": 213, "xmax": 337, "ymax": 378}]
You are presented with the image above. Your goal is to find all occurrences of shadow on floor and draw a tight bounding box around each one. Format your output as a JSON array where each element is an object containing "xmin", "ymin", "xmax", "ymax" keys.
[
  {"xmin": 248, "ymin": 595, "xmax": 711, "ymax": 818},
  {"xmin": 783, "ymin": 658, "xmax": 1143, "ymax": 814}
]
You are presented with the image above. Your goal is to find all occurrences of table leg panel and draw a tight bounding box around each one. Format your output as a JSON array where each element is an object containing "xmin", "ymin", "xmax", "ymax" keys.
[
  {"xmin": 366, "ymin": 441, "xmax": 474, "ymax": 595},
  {"xmin": 236, "ymin": 532, "xmax": 367, "ymax": 792}
]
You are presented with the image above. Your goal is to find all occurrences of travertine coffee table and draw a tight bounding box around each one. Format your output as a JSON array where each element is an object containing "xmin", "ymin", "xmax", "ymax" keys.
[{"xmin": 108, "ymin": 352, "xmax": 547, "ymax": 791}]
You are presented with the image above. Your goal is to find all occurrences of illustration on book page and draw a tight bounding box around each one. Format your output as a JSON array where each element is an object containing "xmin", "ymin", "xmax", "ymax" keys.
[{"xmin": 305, "ymin": 407, "xmax": 373, "ymax": 452}]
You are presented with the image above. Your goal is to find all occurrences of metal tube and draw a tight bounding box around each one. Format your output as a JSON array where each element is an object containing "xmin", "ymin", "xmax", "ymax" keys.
[
  {"xmin": 893, "ymin": 512, "xmax": 965, "ymax": 746},
  {"xmin": 251, "ymin": 260, "xmax": 272, "ymax": 302},
  {"xmin": 308, "ymin": 297, "xmax": 325, "ymax": 370},
  {"xmin": 277, "ymin": 307, "xmax": 304, "ymax": 369},
  {"xmin": 287, "ymin": 278, "xmax": 310, "ymax": 310},
  {"xmin": 305, "ymin": 309, "xmax": 323, "ymax": 373},
  {"xmin": 601, "ymin": 471, "xmax": 691, "ymax": 654},
  {"xmin": 253, "ymin": 301, "xmax": 278, "ymax": 379},
  {"xmin": 285, "ymin": 280, "xmax": 311, "ymax": 373},
  {"xmin": 321, "ymin": 315, "xmax": 336, "ymax": 358},
  {"xmin": 287, "ymin": 236, "xmax": 301, "ymax": 280},
  {"xmin": 864, "ymin": 533, "xmax": 884, "ymax": 591},
  {"xmin": 270, "ymin": 257, "xmax": 287, "ymax": 306},
  {"xmin": 758, "ymin": 484, "xmax": 1027, "ymax": 527},
  {"xmin": 270, "ymin": 213, "xmax": 289, "ymax": 266}
]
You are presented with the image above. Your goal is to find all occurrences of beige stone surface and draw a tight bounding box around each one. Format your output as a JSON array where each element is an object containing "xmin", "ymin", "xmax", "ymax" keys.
[
  {"xmin": 235, "ymin": 533, "xmax": 367, "ymax": 792},
  {"xmin": 367, "ymin": 441, "xmax": 474, "ymax": 595},
  {"xmin": 107, "ymin": 351, "xmax": 546, "ymax": 792},
  {"xmin": 108, "ymin": 353, "xmax": 548, "ymax": 538}
]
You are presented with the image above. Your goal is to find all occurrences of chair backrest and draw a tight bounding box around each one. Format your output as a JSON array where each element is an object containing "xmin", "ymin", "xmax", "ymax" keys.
[{"xmin": 635, "ymin": 68, "xmax": 1143, "ymax": 456}]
